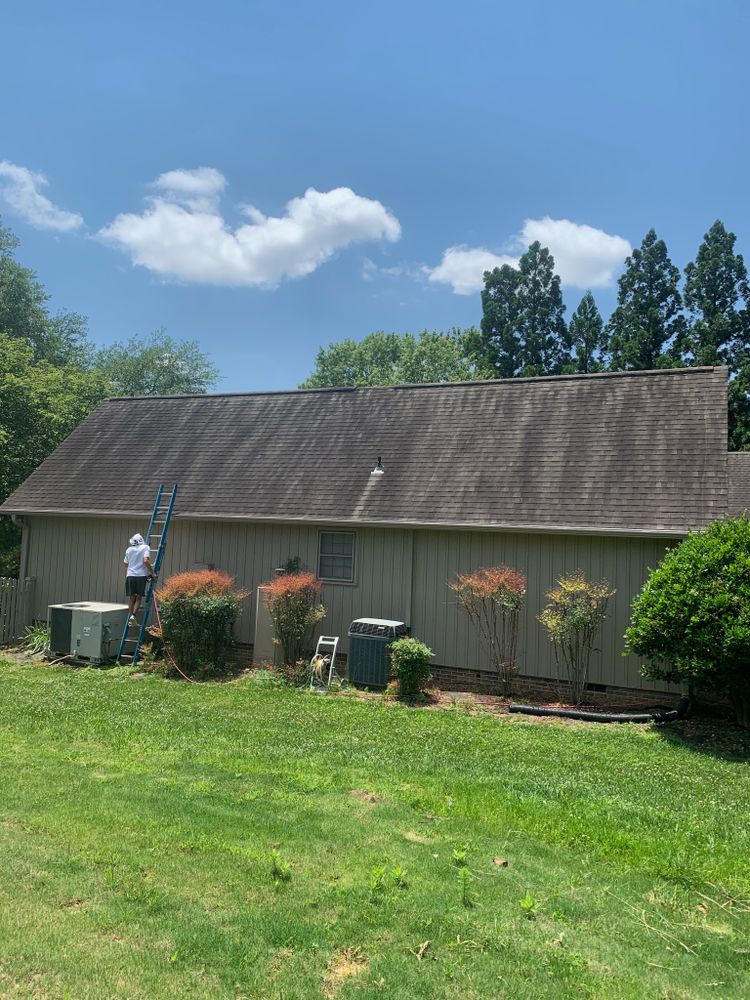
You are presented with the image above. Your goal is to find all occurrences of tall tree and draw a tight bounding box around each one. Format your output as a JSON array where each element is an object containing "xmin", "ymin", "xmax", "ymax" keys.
[
  {"xmin": 0, "ymin": 217, "xmax": 90, "ymax": 365},
  {"xmin": 95, "ymin": 329, "xmax": 220, "ymax": 396},
  {"xmin": 478, "ymin": 244, "xmax": 569, "ymax": 377},
  {"xmin": 478, "ymin": 264, "xmax": 523, "ymax": 377},
  {"xmin": 515, "ymin": 242, "xmax": 569, "ymax": 376},
  {"xmin": 677, "ymin": 220, "xmax": 749, "ymax": 367},
  {"xmin": 674, "ymin": 220, "xmax": 750, "ymax": 450},
  {"xmin": 0, "ymin": 334, "xmax": 109, "ymax": 574},
  {"xmin": 568, "ymin": 292, "xmax": 606, "ymax": 373},
  {"xmin": 300, "ymin": 329, "xmax": 482, "ymax": 388},
  {"xmin": 607, "ymin": 229, "xmax": 683, "ymax": 370}
]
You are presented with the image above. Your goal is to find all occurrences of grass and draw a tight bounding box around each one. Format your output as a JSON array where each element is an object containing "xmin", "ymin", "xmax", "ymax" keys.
[{"xmin": 0, "ymin": 660, "xmax": 748, "ymax": 999}]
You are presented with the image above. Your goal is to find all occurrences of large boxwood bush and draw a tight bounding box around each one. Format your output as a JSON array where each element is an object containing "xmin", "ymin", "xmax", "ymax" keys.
[{"xmin": 625, "ymin": 517, "xmax": 750, "ymax": 728}]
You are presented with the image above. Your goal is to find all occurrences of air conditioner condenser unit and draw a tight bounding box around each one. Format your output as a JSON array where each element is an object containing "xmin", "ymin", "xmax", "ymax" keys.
[{"xmin": 48, "ymin": 602, "xmax": 130, "ymax": 663}]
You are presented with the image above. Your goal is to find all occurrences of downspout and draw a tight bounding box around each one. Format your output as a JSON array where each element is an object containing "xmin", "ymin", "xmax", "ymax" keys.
[{"xmin": 509, "ymin": 696, "xmax": 690, "ymax": 724}]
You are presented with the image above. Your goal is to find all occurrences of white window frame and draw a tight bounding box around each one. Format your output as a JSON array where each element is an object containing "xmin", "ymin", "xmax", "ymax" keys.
[{"xmin": 317, "ymin": 530, "xmax": 357, "ymax": 584}]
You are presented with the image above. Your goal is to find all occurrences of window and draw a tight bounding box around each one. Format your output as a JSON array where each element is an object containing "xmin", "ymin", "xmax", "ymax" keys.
[{"xmin": 318, "ymin": 531, "xmax": 356, "ymax": 582}]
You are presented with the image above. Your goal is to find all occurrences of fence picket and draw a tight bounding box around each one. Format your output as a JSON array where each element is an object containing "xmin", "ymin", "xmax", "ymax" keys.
[{"xmin": 0, "ymin": 577, "xmax": 35, "ymax": 646}]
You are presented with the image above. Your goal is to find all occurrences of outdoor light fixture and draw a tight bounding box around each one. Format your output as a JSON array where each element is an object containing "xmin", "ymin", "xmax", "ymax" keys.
[{"xmin": 371, "ymin": 456, "xmax": 385, "ymax": 476}]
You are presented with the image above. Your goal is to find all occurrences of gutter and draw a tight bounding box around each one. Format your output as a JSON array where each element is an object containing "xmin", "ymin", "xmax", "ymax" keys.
[{"xmin": 1, "ymin": 507, "xmax": 696, "ymax": 540}]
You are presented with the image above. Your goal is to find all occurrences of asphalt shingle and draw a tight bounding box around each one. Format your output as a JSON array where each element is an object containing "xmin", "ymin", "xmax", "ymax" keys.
[{"xmin": 0, "ymin": 367, "xmax": 729, "ymax": 534}]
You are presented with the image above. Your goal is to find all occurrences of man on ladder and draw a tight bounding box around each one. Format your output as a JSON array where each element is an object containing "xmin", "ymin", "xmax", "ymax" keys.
[
  {"xmin": 117, "ymin": 484, "xmax": 177, "ymax": 665},
  {"xmin": 123, "ymin": 533, "xmax": 157, "ymax": 625}
]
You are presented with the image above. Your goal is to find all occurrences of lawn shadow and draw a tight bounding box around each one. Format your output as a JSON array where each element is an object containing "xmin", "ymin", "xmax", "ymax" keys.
[{"xmin": 653, "ymin": 713, "xmax": 750, "ymax": 763}]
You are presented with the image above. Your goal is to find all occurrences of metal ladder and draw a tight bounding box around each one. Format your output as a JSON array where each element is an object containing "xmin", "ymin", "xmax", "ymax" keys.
[{"xmin": 116, "ymin": 484, "xmax": 178, "ymax": 666}]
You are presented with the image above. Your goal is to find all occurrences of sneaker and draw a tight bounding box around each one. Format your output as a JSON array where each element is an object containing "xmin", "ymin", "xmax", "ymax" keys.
[{"xmin": 129, "ymin": 615, "xmax": 137, "ymax": 626}]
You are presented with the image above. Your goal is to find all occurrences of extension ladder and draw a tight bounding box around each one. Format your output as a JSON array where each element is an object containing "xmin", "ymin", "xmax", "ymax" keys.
[{"xmin": 116, "ymin": 484, "xmax": 178, "ymax": 666}]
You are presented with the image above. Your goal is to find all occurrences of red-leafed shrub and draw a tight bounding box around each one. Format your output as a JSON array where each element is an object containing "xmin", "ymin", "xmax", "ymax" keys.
[
  {"xmin": 263, "ymin": 572, "xmax": 326, "ymax": 666},
  {"xmin": 158, "ymin": 569, "xmax": 236, "ymax": 600},
  {"xmin": 157, "ymin": 570, "xmax": 247, "ymax": 678},
  {"xmin": 449, "ymin": 566, "xmax": 527, "ymax": 695}
]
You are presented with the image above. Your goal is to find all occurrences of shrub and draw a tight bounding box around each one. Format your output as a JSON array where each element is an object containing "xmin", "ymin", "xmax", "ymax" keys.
[
  {"xmin": 158, "ymin": 569, "xmax": 236, "ymax": 600},
  {"xmin": 625, "ymin": 517, "xmax": 750, "ymax": 729},
  {"xmin": 262, "ymin": 572, "xmax": 326, "ymax": 666},
  {"xmin": 449, "ymin": 566, "xmax": 526, "ymax": 695},
  {"xmin": 538, "ymin": 573, "xmax": 615, "ymax": 705},
  {"xmin": 389, "ymin": 637, "xmax": 434, "ymax": 700},
  {"xmin": 157, "ymin": 570, "xmax": 247, "ymax": 678}
]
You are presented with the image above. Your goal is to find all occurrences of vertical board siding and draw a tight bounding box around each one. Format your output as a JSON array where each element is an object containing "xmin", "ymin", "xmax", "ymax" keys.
[
  {"xmin": 410, "ymin": 529, "xmax": 671, "ymax": 692},
  {"xmin": 25, "ymin": 516, "xmax": 671, "ymax": 690}
]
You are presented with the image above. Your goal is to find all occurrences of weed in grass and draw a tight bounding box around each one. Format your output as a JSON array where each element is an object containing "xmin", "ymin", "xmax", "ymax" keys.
[
  {"xmin": 458, "ymin": 866, "xmax": 477, "ymax": 908},
  {"xmin": 520, "ymin": 892, "xmax": 540, "ymax": 919},
  {"xmin": 392, "ymin": 865, "xmax": 408, "ymax": 889},
  {"xmin": 269, "ymin": 849, "xmax": 292, "ymax": 885},
  {"xmin": 369, "ymin": 865, "xmax": 387, "ymax": 896},
  {"xmin": 452, "ymin": 845, "xmax": 469, "ymax": 867}
]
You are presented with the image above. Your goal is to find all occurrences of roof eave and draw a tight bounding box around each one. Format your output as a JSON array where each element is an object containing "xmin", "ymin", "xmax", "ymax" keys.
[{"xmin": 2, "ymin": 506, "xmax": 697, "ymax": 539}]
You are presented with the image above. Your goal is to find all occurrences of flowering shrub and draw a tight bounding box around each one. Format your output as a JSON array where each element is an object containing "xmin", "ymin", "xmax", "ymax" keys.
[
  {"xmin": 157, "ymin": 570, "xmax": 247, "ymax": 678},
  {"xmin": 263, "ymin": 572, "xmax": 326, "ymax": 666},
  {"xmin": 389, "ymin": 637, "xmax": 434, "ymax": 700},
  {"xmin": 626, "ymin": 517, "xmax": 750, "ymax": 729},
  {"xmin": 449, "ymin": 566, "xmax": 526, "ymax": 695},
  {"xmin": 538, "ymin": 573, "xmax": 614, "ymax": 704}
]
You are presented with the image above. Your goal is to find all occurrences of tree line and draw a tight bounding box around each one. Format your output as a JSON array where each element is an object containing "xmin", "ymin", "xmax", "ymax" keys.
[
  {"xmin": 0, "ymin": 218, "xmax": 219, "ymax": 574},
  {"xmin": 302, "ymin": 221, "xmax": 750, "ymax": 449}
]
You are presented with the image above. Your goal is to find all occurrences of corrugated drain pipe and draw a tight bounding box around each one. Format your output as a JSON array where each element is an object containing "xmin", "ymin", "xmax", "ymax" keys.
[{"xmin": 508, "ymin": 696, "xmax": 690, "ymax": 724}]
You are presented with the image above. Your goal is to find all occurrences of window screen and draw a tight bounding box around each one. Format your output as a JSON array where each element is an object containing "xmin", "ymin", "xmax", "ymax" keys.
[{"xmin": 318, "ymin": 532, "xmax": 355, "ymax": 582}]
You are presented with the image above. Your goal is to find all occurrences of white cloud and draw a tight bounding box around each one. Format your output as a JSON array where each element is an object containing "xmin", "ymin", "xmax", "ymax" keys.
[
  {"xmin": 0, "ymin": 161, "xmax": 83, "ymax": 232},
  {"xmin": 426, "ymin": 246, "xmax": 519, "ymax": 295},
  {"xmin": 517, "ymin": 217, "xmax": 631, "ymax": 288},
  {"xmin": 425, "ymin": 219, "xmax": 631, "ymax": 295},
  {"xmin": 98, "ymin": 170, "xmax": 401, "ymax": 287}
]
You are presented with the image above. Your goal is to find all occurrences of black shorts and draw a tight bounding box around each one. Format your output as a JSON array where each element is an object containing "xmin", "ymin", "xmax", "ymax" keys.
[{"xmin": 125, "ymin": 576, "xmax": 148, "ymax": 597}]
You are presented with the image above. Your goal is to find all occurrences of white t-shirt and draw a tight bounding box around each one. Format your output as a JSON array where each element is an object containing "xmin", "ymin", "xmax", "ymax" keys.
[{"xmin": 124, "ymin": 543, "xmax": 151, "ymax": 577}]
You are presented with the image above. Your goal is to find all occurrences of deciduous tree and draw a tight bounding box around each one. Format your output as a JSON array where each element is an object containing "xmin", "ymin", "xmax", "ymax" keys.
[
  {"xmin": 95, "ymin": 329, "xmax": 220, "ymax": 396},
  {"xmin": 300, "ymin": 329, "xmax": 482, "ymax": 388}
]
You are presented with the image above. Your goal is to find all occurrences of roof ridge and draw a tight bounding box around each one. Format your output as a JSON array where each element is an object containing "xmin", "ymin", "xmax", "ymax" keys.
[{"xmin": 104, "ymin": 366, "xmax": 727, "ymax": 402}]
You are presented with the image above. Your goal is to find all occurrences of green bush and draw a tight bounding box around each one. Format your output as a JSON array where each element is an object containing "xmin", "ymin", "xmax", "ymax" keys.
[
  {"xmin": 389, "ymin": 637, "xmax": 433, "ymax": 700},
  {"xmin": 157, "ymin": 570, "xmax": 246, "ymax": 678},
  {"xmin": 625, "ymin": 517, "xmax": 750, "ymax": 728}
]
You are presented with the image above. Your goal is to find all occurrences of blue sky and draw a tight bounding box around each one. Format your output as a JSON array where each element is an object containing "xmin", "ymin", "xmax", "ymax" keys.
[{"xmin": 1, "ymin": 0, "xmax": 748, "ymax": 391}]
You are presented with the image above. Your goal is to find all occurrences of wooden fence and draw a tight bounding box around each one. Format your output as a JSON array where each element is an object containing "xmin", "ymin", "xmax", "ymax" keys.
[{"xmin": 0, "ymin": 577, "xmax": 35, "ymax": 646}]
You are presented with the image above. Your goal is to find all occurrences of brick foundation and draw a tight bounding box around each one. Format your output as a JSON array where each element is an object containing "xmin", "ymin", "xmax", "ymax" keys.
[
  {"xmin": 428, "ymin": 663, "xmax": 678, "ymax": 706},
  {"xmin": 236, "ymin": 642, "xmax": 683, "ymax": 706}
]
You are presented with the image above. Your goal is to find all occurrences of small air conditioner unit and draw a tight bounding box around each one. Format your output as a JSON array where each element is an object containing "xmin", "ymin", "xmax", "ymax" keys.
[{"xmin": 48, "ymin": 602, "xmax": 130, "ymax": 663}]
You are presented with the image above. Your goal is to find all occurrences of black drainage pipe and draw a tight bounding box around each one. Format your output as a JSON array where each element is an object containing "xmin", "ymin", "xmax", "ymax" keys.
[{"xmin": 508, "ymin": 696, "xmax": 690, "ymax": 724}]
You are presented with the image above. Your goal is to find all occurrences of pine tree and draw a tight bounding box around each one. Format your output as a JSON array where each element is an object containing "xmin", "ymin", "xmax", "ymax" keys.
[
  {"xmin": 568, "ymin": 291, "xmax": 606, "ymax": 374},
  {"xmin": 607, "ymin": 229, "xmax": 683, "ymax": 370},
  {"xmin": 516, "ymin": 242, "xmax": 570, "ymax": 376},
  {"xmin": 676, "ymin": 221, "xmax": 750, "ymax": 449},
  {"xmin": 677, "ymin": 220, "xmax": 749, "ymax": 366},
  {"xmin": 478, "ymin": 243, "xmax": 569, "ymax": 377},
  {"xmin": 479, "ymin": 264, "xmax": 522, "ymax": 378}
]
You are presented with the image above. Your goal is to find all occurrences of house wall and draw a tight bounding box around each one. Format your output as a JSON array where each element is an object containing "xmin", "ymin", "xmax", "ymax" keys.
[{"xmin": 22, "ymin": 515, "xmax": 673, "ymax": 692}]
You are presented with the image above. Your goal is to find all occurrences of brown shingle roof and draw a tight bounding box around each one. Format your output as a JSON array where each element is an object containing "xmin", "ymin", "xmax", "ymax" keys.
[
  {"xmin": 727, "ymin": 453, "xmax": 750, "ymax": 516},
  {"xmin": 0, "ymin": 367, "xmax": 729, "ymax": 535}
]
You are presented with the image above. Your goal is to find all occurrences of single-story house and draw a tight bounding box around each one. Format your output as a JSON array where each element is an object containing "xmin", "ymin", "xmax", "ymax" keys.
[{"xmin": 1, "ymin": 365, "xmax": 744, "ymax": 694}]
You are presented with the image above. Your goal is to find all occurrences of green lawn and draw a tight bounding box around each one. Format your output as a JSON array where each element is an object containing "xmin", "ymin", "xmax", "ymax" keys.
[{"xmin": 0, "ymin": 661, "xmax": 748, "ymax": 999}]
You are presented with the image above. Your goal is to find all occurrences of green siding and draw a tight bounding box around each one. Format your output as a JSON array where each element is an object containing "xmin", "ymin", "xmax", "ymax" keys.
[{"xmin": 23, "ymin": 515, "xmax": 671, "ymax": 691}]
